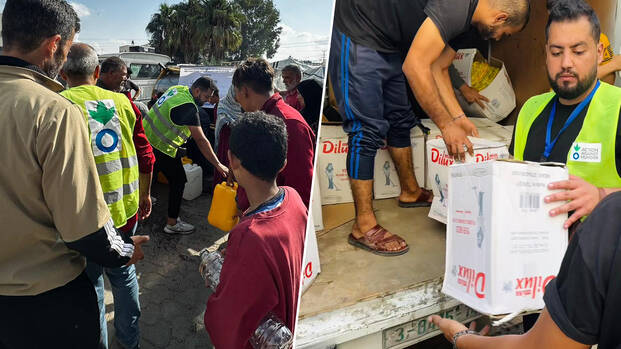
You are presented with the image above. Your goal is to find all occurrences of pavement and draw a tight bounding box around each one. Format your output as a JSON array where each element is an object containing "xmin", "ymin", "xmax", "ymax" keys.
[{"xmin": 103, "ymin": 181, "xmax": 226, "ymax": 349}]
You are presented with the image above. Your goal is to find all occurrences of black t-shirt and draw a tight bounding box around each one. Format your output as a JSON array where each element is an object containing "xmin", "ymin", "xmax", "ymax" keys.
[
  {"xmin": 170, "ymin": 103, "xmax": 200, "ymax": 127},
  {"xmin": 543, "ymin": 192, "xmax": 621, "ymax": 348},
  {"xmin": 508, "ymin": 99, "xmax": 621, "ymax": 177},
  {"xmin": 333, "ymin": 0, "xmax": 478, "ymax": 54}
]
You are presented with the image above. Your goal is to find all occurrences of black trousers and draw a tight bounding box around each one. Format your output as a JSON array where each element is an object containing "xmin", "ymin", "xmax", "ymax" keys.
[
  {"xmin": 0, "ymin": 271, "xmax": 100, "ymax": 349},
  {"xmin": 154, "ymin": 148, "xmax": 187, "ymax": 219}
]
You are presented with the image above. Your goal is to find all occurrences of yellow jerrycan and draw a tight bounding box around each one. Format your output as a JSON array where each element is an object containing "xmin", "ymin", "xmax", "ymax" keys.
[{"xmin": 208, "ymin": 173, "xmax": 240, "ymax": 231}]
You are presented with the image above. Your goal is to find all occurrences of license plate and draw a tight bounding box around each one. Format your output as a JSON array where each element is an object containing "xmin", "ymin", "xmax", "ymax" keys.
[{"xmin": 382, "ymin": 304, "xmax": 479, "ymax": 348}]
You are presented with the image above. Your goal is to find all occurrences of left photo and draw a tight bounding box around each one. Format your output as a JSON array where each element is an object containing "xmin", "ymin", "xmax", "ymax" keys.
[{"xmin": 0, "ymin": 0, "xmax": 330, "ymax": 348}]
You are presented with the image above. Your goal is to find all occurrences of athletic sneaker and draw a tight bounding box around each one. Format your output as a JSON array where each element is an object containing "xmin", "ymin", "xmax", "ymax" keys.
[{"xmin": 164, "ymin": 218, "xmax": 195, "ymax": 234}]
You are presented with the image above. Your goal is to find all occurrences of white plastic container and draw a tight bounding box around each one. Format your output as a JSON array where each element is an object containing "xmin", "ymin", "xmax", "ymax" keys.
[{"xmin": 183, "ymin": 164, "xmax": 203, "ymax": 200}]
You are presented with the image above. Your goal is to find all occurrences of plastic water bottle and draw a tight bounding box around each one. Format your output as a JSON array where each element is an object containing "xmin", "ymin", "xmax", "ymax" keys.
[
  {"xmin": 249, "ymin": 313, "xmax": 294, "ymax": 349},
  {"xmin": 199, "ymin": 251, "xmax": 293, "ymax": 349},
  {"xmin": 199, "ymin": 251, "xmax": 223, "ymax": 291}
]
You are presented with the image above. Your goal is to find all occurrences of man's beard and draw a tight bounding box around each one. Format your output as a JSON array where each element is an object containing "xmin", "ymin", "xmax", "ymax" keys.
[
  {"xmin": 194, "ymin": 96, "xmax": 206, "ymax": 106},
  {"xmin": 42, "ymin": 47, "xmax": 66, "ymax": 80},
  {"xmin": 548, "ymin": 65, "xmax": 597, "ymax": 100},
  {"xmin": 477, "ymin": 24, "xmax": 497, "ymax": 41}
]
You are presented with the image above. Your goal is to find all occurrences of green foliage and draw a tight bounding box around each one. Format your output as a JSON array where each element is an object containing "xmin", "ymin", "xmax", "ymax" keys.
[
  {"xmin": 146, "ymin": 0, "xmax": 243, "ymax": 63},
  {"xmin": 146, "ymin": 0, "xmax": 281, "ymax": 63},
  {"xmin": 232, "ymin": 0, "xmax": 282, "ymax": 60}
]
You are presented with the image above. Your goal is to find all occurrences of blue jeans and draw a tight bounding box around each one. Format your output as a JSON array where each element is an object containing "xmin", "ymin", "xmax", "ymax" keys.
[{"xmin": 86, "ymin": 222, "xmax": 140, "ymax": 349}]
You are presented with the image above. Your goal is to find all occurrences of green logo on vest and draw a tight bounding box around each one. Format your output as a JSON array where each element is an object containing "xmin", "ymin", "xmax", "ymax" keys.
[
  {"xmin": 570, "ymin": 142, "xmax": 601, "ymax": 163},
  {"xmin": 88, "ymin": 101, "xmax": 116, "ymax": 125}
]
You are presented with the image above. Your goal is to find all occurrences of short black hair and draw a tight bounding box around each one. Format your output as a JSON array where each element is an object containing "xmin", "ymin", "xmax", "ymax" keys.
[
  {"xmin": 100, "ymin": 57, "xmax": 126, "ymax": 74},
  {"xmin": 232, "ymin": 58, "xmax": 274, "ymax": 94},
  {"xmin": 229, "ymin": 112, "xmax": 288, "ymax": 182},
  {"xmin": 191, "ymin": 76, "xmax": 216, "ymax": 92},
  {"xmin": 546, "ymin": 0, "xmax": 600, "ymax": 42},
  {"xmin": 2, "ymin": 0, "xmax": 80, "ymax": 53},
  {"xmin": 490, "ymin": 0, "xmax": 531, "ymax": 30}
]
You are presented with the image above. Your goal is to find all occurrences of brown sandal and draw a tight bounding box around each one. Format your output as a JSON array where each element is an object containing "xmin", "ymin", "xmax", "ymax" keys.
[
  {"xmin": 398, "ymin": 188, "xmax": 433, "ymax": 208},
  {"xmin": 348, "ymin": 224, "xmax": 409, "ymax": 256}
]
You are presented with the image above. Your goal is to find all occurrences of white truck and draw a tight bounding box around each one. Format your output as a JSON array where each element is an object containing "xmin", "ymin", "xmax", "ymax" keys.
[
  {"xmin": 296, "ymin": 120, "xmax": 518, "ymax": 348},
  {"xmin": 295, "ymin": 203, "xmax": 482, "ymax": 349}
]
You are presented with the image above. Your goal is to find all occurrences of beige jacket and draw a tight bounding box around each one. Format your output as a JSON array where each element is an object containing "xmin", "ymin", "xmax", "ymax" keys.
[{"xmin": 0, "ymin": 65, "xmax": 110, "ymax": 295}]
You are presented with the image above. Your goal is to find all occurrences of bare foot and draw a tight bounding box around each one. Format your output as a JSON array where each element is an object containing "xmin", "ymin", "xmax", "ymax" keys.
[{"xmin": 399, "ymin": 187, "xmax": 433, "ymax": 204}]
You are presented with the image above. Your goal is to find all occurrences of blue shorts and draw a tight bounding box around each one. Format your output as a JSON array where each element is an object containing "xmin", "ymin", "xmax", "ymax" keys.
[{"xmin": 328, "ymin": 28, "xmax": 419, "ymax": 180}]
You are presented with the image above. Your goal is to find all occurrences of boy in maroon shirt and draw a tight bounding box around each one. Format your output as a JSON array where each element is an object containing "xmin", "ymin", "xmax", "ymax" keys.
[
  {"xmin": 204, "ymin": 111, "xmax": 307, "ymax": 348},
  {"xmin": 232, "ymin": 58, "xmax": 316, "ymax": 210}
]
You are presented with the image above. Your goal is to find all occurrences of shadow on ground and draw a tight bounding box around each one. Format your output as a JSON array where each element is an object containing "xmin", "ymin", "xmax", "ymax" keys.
[{"xmin": 103, "ymin": 181, "xmax": 228, "ymax": 349}]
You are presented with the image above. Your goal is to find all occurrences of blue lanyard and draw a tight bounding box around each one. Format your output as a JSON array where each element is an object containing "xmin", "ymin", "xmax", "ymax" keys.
[{"xmin": 542, "ymin": 80, "xmax": 600, "ymax": 161}]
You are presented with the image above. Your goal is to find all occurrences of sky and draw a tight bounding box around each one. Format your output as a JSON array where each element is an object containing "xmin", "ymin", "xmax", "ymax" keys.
[{"xmin": 0, "ymin": 0, "xmax": 334, "ymax": 62}]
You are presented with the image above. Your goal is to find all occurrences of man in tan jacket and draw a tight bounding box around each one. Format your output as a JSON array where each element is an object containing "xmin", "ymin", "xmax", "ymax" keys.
[{"xmin": 0, "ymin": 1, "xmax": 147, "ymax": 348}]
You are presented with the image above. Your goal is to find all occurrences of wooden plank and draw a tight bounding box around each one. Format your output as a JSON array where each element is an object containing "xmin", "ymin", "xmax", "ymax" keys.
[{"xmin": 299, "ymin": 199, "xmax": 446, "ymax": 318}]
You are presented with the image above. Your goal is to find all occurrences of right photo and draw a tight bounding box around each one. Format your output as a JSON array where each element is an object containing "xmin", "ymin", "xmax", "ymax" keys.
[{"xmin": 298, "ymin": 0, "xmax": 621, "ymax": 348}]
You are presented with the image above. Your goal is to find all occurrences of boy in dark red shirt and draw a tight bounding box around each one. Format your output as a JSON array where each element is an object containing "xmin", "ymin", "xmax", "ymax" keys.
[
  {"xmin": 232, "ymin": 58, "xmax": 316, "ymax": 211},
  {"xmin": 204, "ymin": 111, "xmax": 307, "ymax": 348}
]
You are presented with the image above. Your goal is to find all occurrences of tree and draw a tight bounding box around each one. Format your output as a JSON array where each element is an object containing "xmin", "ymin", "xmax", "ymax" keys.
[
  {"xmin": 232, "ymin": 0, "xmax": 282, "ymax": 60},
  {"xmin": 146, "ymin": 0, "xmax": 243, "ymax": 64}
]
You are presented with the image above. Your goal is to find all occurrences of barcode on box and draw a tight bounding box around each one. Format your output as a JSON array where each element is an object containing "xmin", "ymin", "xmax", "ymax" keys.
[{"xmin": 520, "ymin": 193, "xmax": 540, "ymax": 210}]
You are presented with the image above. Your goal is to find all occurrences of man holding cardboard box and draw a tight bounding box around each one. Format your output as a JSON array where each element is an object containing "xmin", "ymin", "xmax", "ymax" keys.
[
  {"xmin": 510, "ymin": 1, "xmax": 621, "ymax": 231},
  {"xmin": 328, "ymin": 0, "xmax": 530, "ymax": 255},
  {"xmin": 507, "ymin": 0, "xmax": 621, "ymax": 333},
  {"xmin": 430, "ymin": 190, "xmax": 621, "ymax": 349}
]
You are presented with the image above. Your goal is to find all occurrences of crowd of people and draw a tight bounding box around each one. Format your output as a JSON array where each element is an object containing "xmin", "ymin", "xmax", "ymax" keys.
[{"xmin": 0, "ymin": 0, "xmax": 314, "ymax": 348}]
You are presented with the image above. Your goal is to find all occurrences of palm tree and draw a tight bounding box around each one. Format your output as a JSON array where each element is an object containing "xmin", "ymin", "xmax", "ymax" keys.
[{"xmin": 147, "ymin": 0, "xmax": 243, "ymax": 64}]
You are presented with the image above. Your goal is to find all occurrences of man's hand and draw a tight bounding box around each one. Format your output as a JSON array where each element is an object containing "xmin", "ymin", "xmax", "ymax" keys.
[
  {"xmin": 138, "ymin": 195, "xmax": 152, "ymax": 220},
  {"xmin": 440, "ymin": 121, "xmax": 474, "ymax": 161},
  {"xmin": 216, "ymin": 163, "xmax": 229, "ymax": 179},
  {"xmin": 546, "ymin": 175, "xmax": 602, "ymax": 229},
  {"xmin": 428, "ymin": 316, "xmax": 490, "ymax": 346},
  {"xmin": 459, "ymin": 84, "xmax": 490, "ymax": 109},
  {"xmin": 455, "ymin": 116, "xmax": 479, "ymax": 138},
  {"xmin": 125, "ymin": 235, "xmax": 150, "ymax": 266},
  {"xmin": 133, "ymin": 88, "xmax": 141, "ymax": 101}
]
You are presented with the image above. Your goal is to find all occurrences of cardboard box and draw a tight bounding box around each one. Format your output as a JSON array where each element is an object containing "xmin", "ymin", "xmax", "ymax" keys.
[
  {"xmin": 311, "ymin": 176, "xmax": 324, "ymax": 231},
  {"xmin": 442, "ymin": 160, "xmax": 568, "ymax": 316},
  {"xmin": 373, "ymin": 146, "xmax": 401, "ymax": 199},
  {"xmin": 317, "ymin": 126, "xmax": 354, "ymax": 204},
  {"xmin": 470, "ymin": 117, "xmax": 500, "ymax": 129},
  {"xmin": 452, "ymin": 49, "xmax": 516, "ymax": 122},
  {"xmin": 477, "ymin": 126, "xmax": 513, "ymax": 147},
  {"xmin": 427, "ymin": 137, "xmax": 509, "ymax": 224},
  {"xmin": 302, "ymin": 215, "xmax": 321, "ymax": 293}
]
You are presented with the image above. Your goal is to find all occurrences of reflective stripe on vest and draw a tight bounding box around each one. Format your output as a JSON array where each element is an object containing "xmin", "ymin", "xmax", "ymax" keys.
[
  {"xmin": 143, "ymin": 85, "xmax": 193, "ymax": 158},
  {"xmin": 514, "ymin": 81, "xmax": 621, "ymax": 189},
  {"xmin": 60, "ymin": 85, "xmax": 140, "ymax": 228}
]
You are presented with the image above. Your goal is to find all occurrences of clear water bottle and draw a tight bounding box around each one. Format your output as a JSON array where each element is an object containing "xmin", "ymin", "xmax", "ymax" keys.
[
  {"xmin": 199, "ymin": 250, "xmax": 223, "ymax": 291},
  {"xmin": 249, "ymin": 313, "xmax": 293, "ymax": 349},
  {"xmin": 198, "ymin": 250, "xmax": 293, "ymax": 349}
]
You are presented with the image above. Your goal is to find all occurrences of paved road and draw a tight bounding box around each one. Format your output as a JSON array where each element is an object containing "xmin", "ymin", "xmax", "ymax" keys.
[{"xmin": 104, "ymin": 182, "xmax": 226, "ymax": 349}]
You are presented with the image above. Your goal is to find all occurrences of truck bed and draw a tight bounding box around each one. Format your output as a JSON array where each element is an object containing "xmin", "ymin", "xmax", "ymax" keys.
[{"xmin": 297, "ymin": 199, "xmax": 460, "ymax": 348}]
